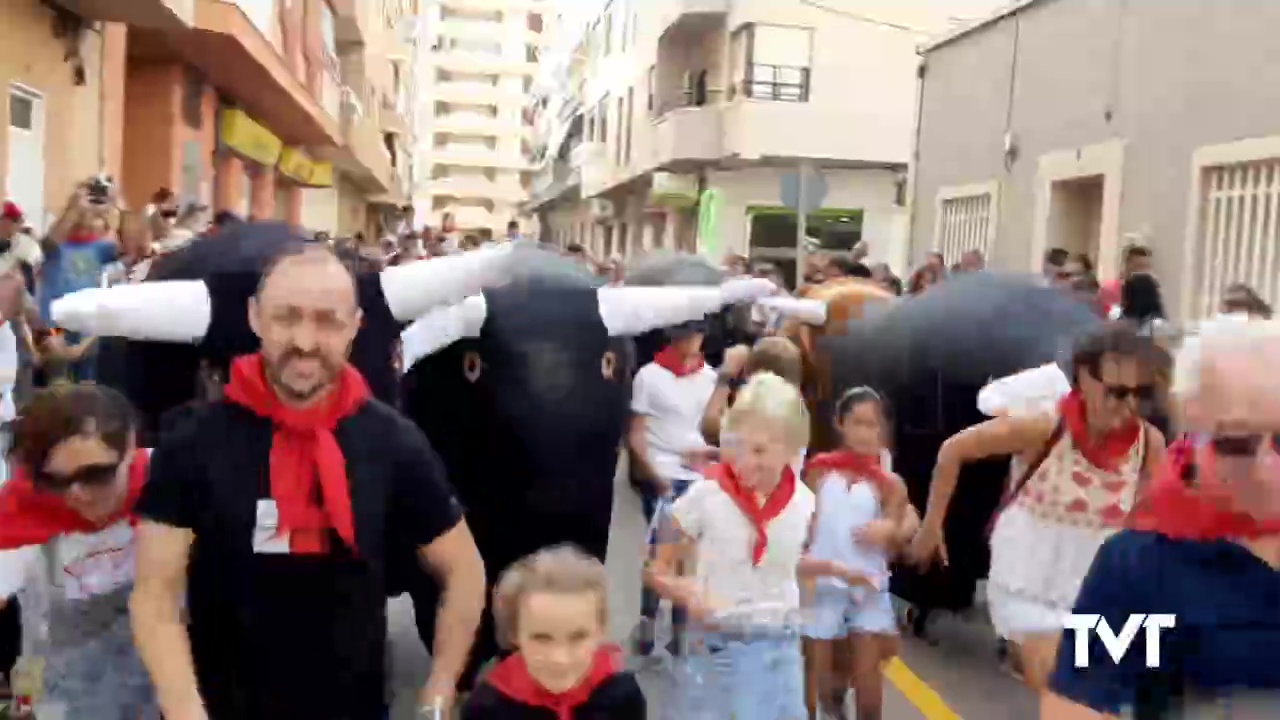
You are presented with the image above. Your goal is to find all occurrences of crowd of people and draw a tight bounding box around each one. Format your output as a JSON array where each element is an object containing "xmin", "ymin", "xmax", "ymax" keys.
[{"xmin": 0, "ymin": 199, "xmax": 1276, "ymax": 720}]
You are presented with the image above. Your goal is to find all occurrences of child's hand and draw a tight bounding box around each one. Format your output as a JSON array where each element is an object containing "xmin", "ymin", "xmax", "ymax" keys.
[
  {"xmin": 855, "ymin": 519, "xmax": 899, "ymax": 549},
  {"xmin": 680, "ymin": 446, "xmax": 719, "ymax": 470}
]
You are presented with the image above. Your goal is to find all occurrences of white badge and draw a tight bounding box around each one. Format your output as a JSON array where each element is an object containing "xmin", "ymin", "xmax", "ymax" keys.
[{"xmin": 252, "ymin": 499, "xmax": 291, "ymax": 554}]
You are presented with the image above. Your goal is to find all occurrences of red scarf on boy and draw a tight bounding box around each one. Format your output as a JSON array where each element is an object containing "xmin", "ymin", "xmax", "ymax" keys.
[{"xmin": 705, "ymin": 462, "xmax": 797, "ymax": 565}]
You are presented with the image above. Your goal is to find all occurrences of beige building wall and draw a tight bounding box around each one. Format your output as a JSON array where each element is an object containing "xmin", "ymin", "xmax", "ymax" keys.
[
  {"xmin": 0, "ymin": 0, "xmax": 126, "ymax": 233},
  {"xmin": 415, "ymin": 0, "xmax": 547, "ymax": 235},
  {"xmin": 910, "ymin": 0, "xmax": 1280, "ymax": 318},
  {"xmin": 530, "ymin": 0, "xmax": 1003, "ymax": 274}
]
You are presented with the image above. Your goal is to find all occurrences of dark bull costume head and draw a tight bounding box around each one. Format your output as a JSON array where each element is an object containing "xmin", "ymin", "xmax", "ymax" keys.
[
  {"xmin": 398, "ymin": 244, "xmax": 775, "ymax": 682},
  {"xmin": 49, "ymin": 222, "xmax": 517, "ymax": 440}
]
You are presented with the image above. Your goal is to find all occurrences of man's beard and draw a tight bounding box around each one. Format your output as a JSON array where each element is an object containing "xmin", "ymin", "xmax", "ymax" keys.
[{"xmin": 264, "ymin": 349, "xmax": 337, "ymax": 403}]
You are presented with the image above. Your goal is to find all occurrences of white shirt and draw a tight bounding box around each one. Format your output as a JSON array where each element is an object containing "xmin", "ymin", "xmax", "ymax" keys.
[
  {"xmin": 671, "ymin": 479, "xmax": 815, "ymax": 614},
  {"xmin": 631, "ymin": 362, "xmax": 718, "ymax": 482}
]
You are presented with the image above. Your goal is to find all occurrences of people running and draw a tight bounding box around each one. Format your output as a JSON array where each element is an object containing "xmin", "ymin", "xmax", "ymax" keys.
[
  {"xmin": 802, "ymin": 387, "xmax": 917, "ymax": 720},
  {"xmin": 628, "ymin": 319, "xmax": 718, "ymax": 657},
  {"xmin": 0, "ymin": 384, "xmax": 157, "ymax": 718},
  {"xmin": 645, "ymin": 371, "xmax": 815, "ymax": 720},
  {"xmin": 1045, "ymin": 318, "xmax": 1280, "ymax": 717},
  {"xmin": 129, "ymin": 247, "xmax": 487, "ymax": 720},
  {"xmin": 908, "ymin": 323, "xmax": 1166, "ymax": 692},
  {"xmin": 462, "ymin": 545, "xmax": 646, "ymax": 719}
]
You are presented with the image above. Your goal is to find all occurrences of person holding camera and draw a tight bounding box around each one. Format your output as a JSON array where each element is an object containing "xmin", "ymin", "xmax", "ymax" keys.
[{"xmin": 37, "ymin": 177, "xmax": 121, "ymax": 383}]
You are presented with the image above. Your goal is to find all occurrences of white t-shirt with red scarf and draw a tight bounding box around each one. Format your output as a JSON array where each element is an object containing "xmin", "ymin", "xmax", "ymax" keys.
[{"xmin": 670, "ymin": 474, "xmax": 814, "ymax": 616}]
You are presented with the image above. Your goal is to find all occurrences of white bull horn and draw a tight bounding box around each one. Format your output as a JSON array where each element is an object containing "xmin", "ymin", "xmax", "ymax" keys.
[
  {"xmin": 399, "ymin": 295, "xmax": 488, "ymax": 371},
  {"xmin": 50, "ymin": 280, "xmax": 213, "ymax": 342},
  {"xmin": 380, "ymin": 243, "xmax": 514, "ymax": 322},
  {"xmin": 755, "ymin": 296, "xmax": 828, "ymax": 326},
  {"xmin": 977, "ymin": 362, "xmax": 1070, "ymax": 418},
  {"xmin": 597, "ymin": 277, "xmax": 777, "ymax": 336}
]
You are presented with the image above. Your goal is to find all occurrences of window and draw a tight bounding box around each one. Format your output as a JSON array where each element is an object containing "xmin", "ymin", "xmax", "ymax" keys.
[
  {"xmin": 735, "ymin": 24, "xmax": 813, "ymax": 102},
  {"xmin": 624, "ymin": 88, "xmax": 634, "ymax": 164},
  {"xmin": 646, "ymin": 66, "xmax": 655, "ymax": 113},
  {"xmin": 444, "ymin": 37, "xmax": 502, "ymax": 55},
  {"xmin": 603, "ymin": 13, "xmax": 612, "ymax": 55},
  {"xmin": 527, "ymin": 12, "xmax": 543, "ymax": 33},
  {"xmin": 526, "ymin": 45, "xmax": 540, "ymax": 63},
  {"xmin": 182, "ymin": 67, "xmax": 204, "ymax": 130},
  {"xmin": 8, "ymin": 90, "xmax": 34, "ymax": 131},
  {"xmin": 1190, "ymin": 156, "xmax": 1280, "ymax": 317},
  {"xmin": 321, "ymin": 1, "xmax": 338, "ymax": 57},
  {"xmin": 615, "ymin": 96, "xmax": 624, "ymax": 165},
  {"xmin": 597, "ymin": 99, "xmax": 608, "ymax": 143},
  {"xmin": 619, "ymin": 3, "xmax": 629, "ymax": 52},
  {"xmin": 935, "ymin": 189, "xmax": 996, "ymax": 269}
]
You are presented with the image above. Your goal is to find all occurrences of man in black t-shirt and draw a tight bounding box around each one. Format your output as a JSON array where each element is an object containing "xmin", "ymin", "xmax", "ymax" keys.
[{"xmin": 130, "ymin": 247, "xmax": 486, "ymax": 720}]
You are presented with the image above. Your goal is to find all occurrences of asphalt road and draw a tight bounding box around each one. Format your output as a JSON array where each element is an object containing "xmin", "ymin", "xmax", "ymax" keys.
[{"xmin": 386, "ymin": 456, "xmax": 1039, "ymax": 718}]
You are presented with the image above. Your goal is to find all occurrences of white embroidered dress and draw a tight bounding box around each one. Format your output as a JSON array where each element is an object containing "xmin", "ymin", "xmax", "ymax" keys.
[{"xmin": 987, "ymin": 423, "xmax": 1146, "ymax": 639}]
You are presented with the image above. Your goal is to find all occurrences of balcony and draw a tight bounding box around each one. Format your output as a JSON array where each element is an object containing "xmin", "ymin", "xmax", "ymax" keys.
[
  {"xmin": 432, "ymin": 145, "xmax": 530, "ymax": 170},
  {"xmin": 434, "ymin": 81, "xmax": 508, "ymax": 104},
  {"xmin": 179, "ymin": 0, "xmax": 340, "ymax": 145},
  {"xmin": 433, "ymin": 112, "xmax": 504, "ymax": 135},
  {"xmin": 379, "ymin": 94, "xmax": 410, "ymax": 135},
  {"xmin": 431, "ymin": 176, "xmax": 526, "ymax": 202},
  {"xmin": 435, "ymin": 204, "xmax": 497, "ymax": 230},
  {"xmin": 572, "ymin": 141, "xmax": 611, "ymax": 196},
  {"xmin": 432, "ymin": 49, "xmax": 539, "ymax": 77},
  {"xmin": 439, "ymin": 18, "xmax": 504, "ymax": 40},
  {"xmin": 652, "ymin": 101, "xmax": 724, "ymax": 170},
  {"xmin": 325, "ymin": 84, "xmax": 394, "ymax": 194},
  {"xmin": 329, "ymin": 0, "xmax": 365, "ymax": 47},
  {"xmin": 49, "ymin": 0, "xmax": 193, "ymax": 30},
  {"xmin": 657, "ymin": 0, "xmax": 730, "ymax": 38}
]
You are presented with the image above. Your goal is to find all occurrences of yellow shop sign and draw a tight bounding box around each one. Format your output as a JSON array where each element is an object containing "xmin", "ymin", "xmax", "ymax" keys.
[
  {"xmin": 219, "ymin": 108, "xmax": 283, "ymax": 166},
  {"xmin": 277, "ymin": 147, "xmax": 334, "ymax": 188}
]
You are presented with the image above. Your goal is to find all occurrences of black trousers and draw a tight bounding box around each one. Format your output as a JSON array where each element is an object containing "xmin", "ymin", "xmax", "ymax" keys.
[{"xmin": 0, "ymin": 597, "xmax": 19, "ymax": 680}]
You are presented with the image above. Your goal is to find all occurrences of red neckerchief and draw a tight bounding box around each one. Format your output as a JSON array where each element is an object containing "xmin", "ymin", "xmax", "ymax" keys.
[
  {"xmin": 0, "ymin": 451, "xmax": 149, "ymax": 549},
  {"xmin": 706, "ymin": 462, "xmax": 797, "ymax": 565},
  {"xmin": 1131, "ymin": 437, "xmax": 1280, "ymax": 540},
  {"xmin": 223, "ymin": 354, "xmax": 370, "ymax": 554},
  {"xmin": 651, "ymin": 345, "xmax": 705, "ymax": 377},
  {"xmin": 804, "ymin": 450, "xmax": 894, "ymax": 498},
  {"xmin": 64, "ymin": 230, "xmax": 101, "ymax": 245},
  {"xmin": 486, "ymin": 646, "xmax": 623, "ymax": 720},
  {"xmin": 1060, "ymin": 390, "xmax": 1141, "ymax": 471}
]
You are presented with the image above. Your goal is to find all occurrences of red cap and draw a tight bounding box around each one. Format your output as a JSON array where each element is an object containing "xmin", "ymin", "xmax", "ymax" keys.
[{"xmin": 1, "ymin": 201, "xmax": 22, "ymax": 222}]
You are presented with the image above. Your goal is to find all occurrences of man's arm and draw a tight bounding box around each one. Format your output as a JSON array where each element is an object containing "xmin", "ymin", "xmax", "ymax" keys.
[
  {"xmin": 390, "ymin": 417, "xmax": 484, "ymax": 709},
  {"xmin": 415, "ymin": 520, "xmax": 485, "ymax": 704},
  {"xmin": 130, "ymin": 521, "xmax": 205, "ymax": 720}
]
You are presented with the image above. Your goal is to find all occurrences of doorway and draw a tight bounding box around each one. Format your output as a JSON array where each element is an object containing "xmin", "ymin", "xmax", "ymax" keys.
[
  {"xmin": 6, "ymin": 85, "xmax": 45, "ymax": 234},
  {"xmin": 1046, "ymin": 174, "xmax": 1104, "ymax": 265}
]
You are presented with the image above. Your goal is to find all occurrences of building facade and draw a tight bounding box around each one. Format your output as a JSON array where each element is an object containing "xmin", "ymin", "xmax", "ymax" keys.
[
  {"xmin": 909, "ymin": 0, "xmax": 1280, "ymax": 319},
  {"xmin": 0, "ymin": 0, "xmax": 418, "ymax": 240},
  {"xmin": 526, "ymin": 0, "xmax": 1001, "ymax": 281},
  {"xmin": 414, "ymin": 0, "xmax": 548, "ymax": 237}
]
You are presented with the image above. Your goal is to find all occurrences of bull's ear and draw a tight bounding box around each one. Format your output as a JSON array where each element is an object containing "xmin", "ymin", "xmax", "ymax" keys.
[
  {"xmin": 756, "ymin": 296, "xmax": 827, "ymax": 326},
  {"xmin": 379, "ymin": 243, "xmax": 513, "ymax": 322},
  {"xmin": 597, "ymin": 277, "xmax": 776, "ymax": 336},
  {"xmin": 399, "ymin": 295, "xmax": 488, "ymax": 370},
  {"xmin": 50, "ymin": 280, "xmax": 212, "ymax": 342}
]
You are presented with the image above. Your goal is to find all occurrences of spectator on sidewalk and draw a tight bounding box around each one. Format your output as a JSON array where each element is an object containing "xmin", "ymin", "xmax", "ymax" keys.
[
  {"xmin": 0, "ymin": 202, "xmax": 42, "ymax": 290},
  {"xmin": 1098, "ymin": 244, "xmax": 1153, "ymax": 316},
  {"xmin": 38, "ymin": 182, "xmax": 121, "ymax": 383}
]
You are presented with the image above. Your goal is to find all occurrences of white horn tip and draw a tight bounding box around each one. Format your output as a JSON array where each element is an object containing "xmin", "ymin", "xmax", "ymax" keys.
[{"xmin": 721, "ymin": 277, "xmax": 777, "ymax": 305}]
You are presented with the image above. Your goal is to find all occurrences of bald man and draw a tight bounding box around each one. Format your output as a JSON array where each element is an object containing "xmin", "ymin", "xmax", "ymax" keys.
[{"xmin": 131, "ymin": 247, "xmax": 485, "ymax": 720}]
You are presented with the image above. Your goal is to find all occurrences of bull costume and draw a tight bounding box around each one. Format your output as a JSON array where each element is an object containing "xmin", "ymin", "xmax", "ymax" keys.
[{"xmin": 398, "ymin": 246, "xmax": 775, "ymax": 684}]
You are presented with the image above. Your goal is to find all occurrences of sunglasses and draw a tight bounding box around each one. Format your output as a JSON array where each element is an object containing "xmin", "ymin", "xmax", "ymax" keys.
[
  {"xmin": 1100, "ymin": 383, "xmax": 1155, "ymax": 402},
  {"xmin": 33, "ymin": 461, "xmax": 121, "ymax": 493},
  {"xmin": 1210, "ymin": 434, "xmax": 1280, "ymax": 457}
]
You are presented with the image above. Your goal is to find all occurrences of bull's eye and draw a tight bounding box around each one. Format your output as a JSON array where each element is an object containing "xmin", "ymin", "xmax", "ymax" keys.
[
  {"xmin": 462, "ymin": 351, "xmax": 483, "ymax": 382},
  {"xmin": 601, "ymin": 351, "xmax": 617, "ymax": 381}
]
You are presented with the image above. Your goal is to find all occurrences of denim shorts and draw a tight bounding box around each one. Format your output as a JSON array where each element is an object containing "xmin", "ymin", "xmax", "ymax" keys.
[
  {"xmin": 803, "ymin": 585, "xmax": 899, "ymax": 640},
  {"xmin": 659, "ymin": 625, "xmax": 807, "ymax": 720}
]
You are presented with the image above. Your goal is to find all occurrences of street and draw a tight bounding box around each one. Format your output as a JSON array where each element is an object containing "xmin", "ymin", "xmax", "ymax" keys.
[{"xmin": 385, "ymin": 456, "xmax": 1040, "ymax": 719}]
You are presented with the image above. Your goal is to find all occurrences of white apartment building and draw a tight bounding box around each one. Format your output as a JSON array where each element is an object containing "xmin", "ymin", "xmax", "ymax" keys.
[
  {"xmin": 526, "ymin": 0, "xmax": 1004, "ymax": 283},
  {"xmin": 415, "ymin": 0, "xmax": 549, "ymax": 237}
]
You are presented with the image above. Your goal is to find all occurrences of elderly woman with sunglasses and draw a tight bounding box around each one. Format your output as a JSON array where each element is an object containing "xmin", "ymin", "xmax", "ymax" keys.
[
  {"xmin": 906, "ymin": 323, "xmax": 1166, "ymax": 692},
  {"xmin": 0, "ymin": 384, "xmax": 157, "ymax": 719},
  {"xmin": 1044, "ymin": 317, "xmax": 1280, "ymax": 718}
]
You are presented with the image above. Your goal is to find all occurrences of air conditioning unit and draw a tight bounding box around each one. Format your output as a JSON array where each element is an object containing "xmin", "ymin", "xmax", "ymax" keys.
[{"xmin": 588, "ymin": 198, "xmax": 615, "ymax": 222}]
